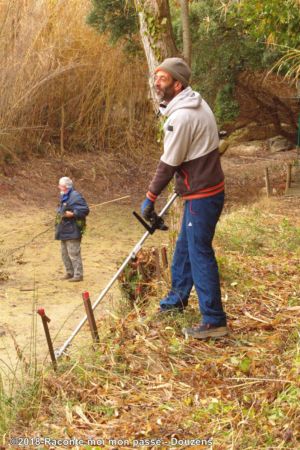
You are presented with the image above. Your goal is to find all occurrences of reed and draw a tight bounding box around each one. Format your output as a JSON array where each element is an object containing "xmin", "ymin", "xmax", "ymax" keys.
[{"xmin": 0, "ymin": 0, "xmax": 154, "ymax": 164}]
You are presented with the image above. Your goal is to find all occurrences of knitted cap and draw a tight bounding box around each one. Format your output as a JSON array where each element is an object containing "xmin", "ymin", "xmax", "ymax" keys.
[
  {"xmin": 155, "ymin": 57, "xmax": 191, "ymax": 88},
  {"xmin": 59, "ymin": 176, "xmax": 73, "ymax": 189}
]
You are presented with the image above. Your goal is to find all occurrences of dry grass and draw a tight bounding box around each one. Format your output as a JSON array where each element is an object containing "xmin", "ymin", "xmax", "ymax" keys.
[
  {"xmin": 0, "ymin": 0, "xmax": 154, "ymax": 165},
  {"xmin": 1, "ymin": 196, "xmax": 299, "ymax": 449},
  {"xmin": 271, "ymin": 48, "xmax": 300, "ymax": 84}
]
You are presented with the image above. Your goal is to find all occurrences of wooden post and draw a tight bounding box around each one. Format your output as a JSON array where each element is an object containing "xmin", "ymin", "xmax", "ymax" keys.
[
  {"xmin": 37, "ymin": 308, "xmax": 57, "ymax": 370},
  {"xmin": 82, "ymin": 292, "xmax": 100, "ymax": 344},
  {"xmin": 153, "ymin": 248, "xmax": 161, "ymax": 281},
  {"xmin": 161, "ymin": 246, "xmax": 168, "ymax": 269},
  {"xmin": 285, "ymin": 163, "xmax": 292, "ymax": 193},
  {"xmin": 264, "ymin": 167, "xmax": 271, "ymax": 197}
]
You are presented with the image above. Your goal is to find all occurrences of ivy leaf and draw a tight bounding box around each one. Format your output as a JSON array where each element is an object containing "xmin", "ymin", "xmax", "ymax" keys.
[{"xmin": 239, "ymin": 356, "xmax": 252, "ymax": 374}]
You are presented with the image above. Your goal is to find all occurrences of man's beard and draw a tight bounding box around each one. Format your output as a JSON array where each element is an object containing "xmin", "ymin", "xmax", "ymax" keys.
[{"xmin": 156, "ymin": 83, "xmax": 176, "ymax": 103}]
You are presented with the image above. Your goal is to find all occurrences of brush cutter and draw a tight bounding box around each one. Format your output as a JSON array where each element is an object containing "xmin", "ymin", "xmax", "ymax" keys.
[{"xmin": 54, "ymin": 192, "xmax": 178, "ymax": 358}]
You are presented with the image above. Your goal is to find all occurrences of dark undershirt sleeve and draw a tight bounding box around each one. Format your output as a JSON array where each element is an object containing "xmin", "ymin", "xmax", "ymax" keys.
[{"xmin": 148, "ymin": 160, "xmax": 178, "ymax": 196}]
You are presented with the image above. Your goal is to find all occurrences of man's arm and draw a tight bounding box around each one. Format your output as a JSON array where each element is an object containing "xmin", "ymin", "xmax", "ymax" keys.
[
  {"xmin": 71, "ymin": 193, "xmax": 90, "ymax": 218},
  {"xmin": 148, "ymin": 115, "xmax": 192, "ymax": 197},
  {"xmin": 141, "ymin": 115, "xmax": 192, "ymax": 219},
  {"xmin": 147, "ymin": 161, "xmax": 177, "ymax": 199}
]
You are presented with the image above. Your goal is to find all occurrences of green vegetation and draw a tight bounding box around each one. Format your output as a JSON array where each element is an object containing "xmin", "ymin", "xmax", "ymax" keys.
[
  {"xmin": 225, "ymin": 0, "xmax": 300, "ymax": 49},
  {"xmin": 87, "ymin": 0, "xmax": 140, "ymax": 52},
  {"xmin": 1, "ymin": 198, "xmax": 299, "ymax": 448},
  {"xmin": 172, "ymin": 0, "xmax": 300, "ymax": 123},
  {"xmin": 88, "ymin": 0, "xmax": 300, "ymax": 125},
  {"xmin": 171, "ymin": 0, "xmax": 264, "ymax": 116}
]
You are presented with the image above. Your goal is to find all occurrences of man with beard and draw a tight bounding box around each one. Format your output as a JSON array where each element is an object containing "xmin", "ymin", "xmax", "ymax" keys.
[{"xmin": 141, "ymin": 57, "xmax": 227, "ymax": 339}]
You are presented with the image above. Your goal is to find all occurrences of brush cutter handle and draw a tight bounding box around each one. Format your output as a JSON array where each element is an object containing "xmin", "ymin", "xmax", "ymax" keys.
[
  {"xmin": 133, "ymin": 210, "xmax": 168, "ymax": 234},
  {"xmin": 54, "ymin": 192, "xmax": 178, "ymax": 359}
]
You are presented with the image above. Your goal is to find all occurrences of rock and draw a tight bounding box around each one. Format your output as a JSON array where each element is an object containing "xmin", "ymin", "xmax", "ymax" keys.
[
  {"xmin": 225, "ymin": 140, "xmax": 266, "ymax": 157},
  {"xmin": 219, "ymin": 139, "xmax": 229, "ymax": 154},
  {"xmin": 226, "ymin": 122, "xmax": 277, "ymax": 143},
  {"xmin": 227, "ymin": 127, "xmax": 251, "ymax": 142},
  {"xmin": 268, "ymin": 135, "xmax": 294, "ymax": 153}
]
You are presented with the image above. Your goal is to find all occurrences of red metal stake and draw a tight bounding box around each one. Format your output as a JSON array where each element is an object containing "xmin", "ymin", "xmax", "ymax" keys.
[
  {"xmin": 37, "ymin": 308, "xmax": 57, "ymax": 370},
  {"xmin": 82, "ymin": 292, "xmax": 100, "ymax": 344}
]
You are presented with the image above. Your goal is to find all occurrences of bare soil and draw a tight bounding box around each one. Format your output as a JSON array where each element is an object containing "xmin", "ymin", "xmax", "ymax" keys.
[{"xmin": 1, "ymin": 145, "xmax": 299, "ymax": 372}]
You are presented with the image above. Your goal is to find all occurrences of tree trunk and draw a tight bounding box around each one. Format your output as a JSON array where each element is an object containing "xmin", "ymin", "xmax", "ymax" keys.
[
  {"xmin": 180, "ymin": 0, "xmax": 191, "ymax": 65},
  {"xmin": 135, "ymin": 0, "xmax": 179, "ymax": 110}
]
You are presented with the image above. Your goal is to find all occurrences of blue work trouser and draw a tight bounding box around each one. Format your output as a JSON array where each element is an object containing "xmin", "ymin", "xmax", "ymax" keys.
[{"xmin": 160, "ymin": 191, "xmax": 226, "ymax": 326}]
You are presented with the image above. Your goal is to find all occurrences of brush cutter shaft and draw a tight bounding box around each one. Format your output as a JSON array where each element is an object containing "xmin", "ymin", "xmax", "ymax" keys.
[{"xmin": 55, "ymin": 192, "xmax": 178, "ymax": 358}]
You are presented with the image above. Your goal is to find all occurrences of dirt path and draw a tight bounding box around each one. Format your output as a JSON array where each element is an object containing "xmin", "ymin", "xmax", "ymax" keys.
[
  {"xmin": 0, "ymin": 200, "xmax": 168, "ymax": 373},
  {"xmin": 1, "ymin": 146, "xmax": 299, "ymax": 375}
]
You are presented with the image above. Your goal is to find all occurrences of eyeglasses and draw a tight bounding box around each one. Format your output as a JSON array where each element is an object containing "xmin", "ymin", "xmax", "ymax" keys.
[{"xmin": 152, "ymin": 73, "xmax": 174, "ymax": 83}]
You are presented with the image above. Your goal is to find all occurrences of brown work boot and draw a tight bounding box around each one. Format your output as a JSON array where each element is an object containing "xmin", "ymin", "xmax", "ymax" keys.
[
  {"xmin": 61, "ymin": 273, "xmax": 73, "ymax": 280},
  {"xmin": 182, "ymin": 323, "xmax": 228, "ymax": 339},
  {"xmin": 68, "ymin": 276, "xmax": 83, "ymax": 282}
]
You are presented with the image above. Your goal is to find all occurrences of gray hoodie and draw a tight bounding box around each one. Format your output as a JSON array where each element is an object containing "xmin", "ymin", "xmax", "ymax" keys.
[{"xmin": 148, "ymin": 87, "xmax": 224, "ymax": 198}]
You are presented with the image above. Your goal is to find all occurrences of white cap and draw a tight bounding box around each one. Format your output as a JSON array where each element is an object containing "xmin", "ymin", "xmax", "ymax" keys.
[{"xmin": 58, "ymin": 177, "xmax": 73, "ymax": 189}]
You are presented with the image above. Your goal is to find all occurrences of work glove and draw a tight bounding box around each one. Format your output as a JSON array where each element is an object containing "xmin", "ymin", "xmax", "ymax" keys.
[{"xmin": 141, "ymin": 197, "xmax": 155, "ymax": 221}]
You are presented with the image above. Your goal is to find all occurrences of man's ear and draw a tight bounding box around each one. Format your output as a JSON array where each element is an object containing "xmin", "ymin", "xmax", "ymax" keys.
[{"xmin": 174, "ymin": 80, "xmax": 184, "ymax": 93}]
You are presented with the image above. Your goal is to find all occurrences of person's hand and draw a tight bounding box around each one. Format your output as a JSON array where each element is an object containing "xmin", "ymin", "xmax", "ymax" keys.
[
  {"xmin": 141, "ymin": 197, "xmax": 154, "ymax": 221},
  {"xmin": 64, "ymin": 210, "xmax": 74, "ymax": 218}
]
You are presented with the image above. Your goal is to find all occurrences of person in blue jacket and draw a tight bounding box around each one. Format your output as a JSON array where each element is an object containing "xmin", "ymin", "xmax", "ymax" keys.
[{"xmin": 55, "ymin": 177, "xmax": 89, "ymax": 282}]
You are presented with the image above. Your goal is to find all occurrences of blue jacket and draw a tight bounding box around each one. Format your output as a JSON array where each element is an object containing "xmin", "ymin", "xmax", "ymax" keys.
[{"xmin": 55, "ymin": 189, "xmax": 90, "ymax": 240}]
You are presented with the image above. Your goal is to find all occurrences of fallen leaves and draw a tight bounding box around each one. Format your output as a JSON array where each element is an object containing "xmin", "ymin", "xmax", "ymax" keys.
[{"xmin": 5, "ymin": 198, "xmax": 300, "ymax": 448}]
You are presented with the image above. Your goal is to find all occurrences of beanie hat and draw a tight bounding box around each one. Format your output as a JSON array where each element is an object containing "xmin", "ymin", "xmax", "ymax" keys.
[
  {"xmin": 59, "ymin": 176, "xmax": 73, "ymax": 189},
  {"xmin": 155, "ymin": 57, "xmax": 191, "ymax": 88}
]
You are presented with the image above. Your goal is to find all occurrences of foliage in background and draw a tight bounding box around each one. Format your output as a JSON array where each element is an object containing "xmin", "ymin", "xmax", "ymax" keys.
[
  {"xmin": 87, "ymin": 0, "xmax": 300, "ymax": 125},
  {"xmin": 220, "ymin": 0, "xmax": 300, "ymax": 96},
  {"xmin": 273, "ymin": 49, "xmax": 300, "ymax": 84},
  {"xmin": 224, "ymin": 0, "xmax": 300, "ymax": 49},
  {"xmin": 1, "ymin": 0, "xmax": 299, "ymax": 164},
  {"xmin": 87, "ymin": 0, "xmax": 140, "ymax": 53},
  {"xmin": 171, "ymin": 0, "xmax": 284, "ymax": 123},
  {"xmin": 173, "ymin": 0, "xmax": 300, "ymax": 124}
]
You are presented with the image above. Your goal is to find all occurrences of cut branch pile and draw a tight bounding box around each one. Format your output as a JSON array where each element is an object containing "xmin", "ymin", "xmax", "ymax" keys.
[{"xmin": 118, "ymin": 247, "xmax": 168, "ymax": 305}]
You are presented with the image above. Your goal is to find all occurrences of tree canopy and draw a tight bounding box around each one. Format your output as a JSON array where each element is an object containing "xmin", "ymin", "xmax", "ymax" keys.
[{"xmin": 88, "ymin": 0, "xmax": 300, "ymax": 127}]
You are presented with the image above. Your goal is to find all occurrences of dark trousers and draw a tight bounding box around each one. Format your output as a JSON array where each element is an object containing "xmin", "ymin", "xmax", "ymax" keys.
[{"xmin": 160, "ymin": 192, "xmax": 226, "ymax": 326}]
